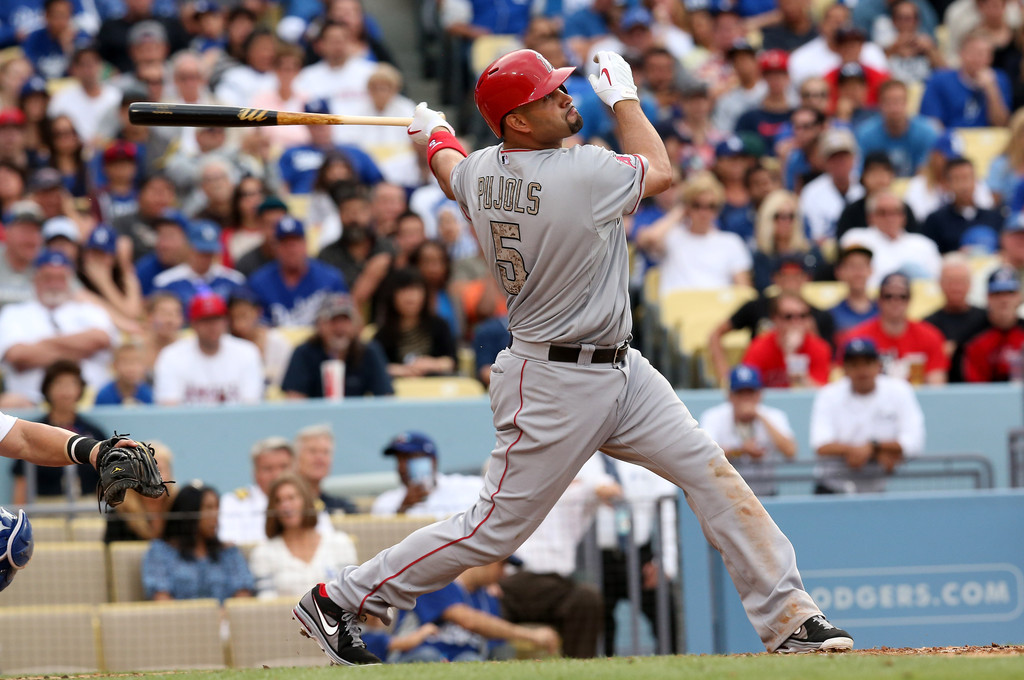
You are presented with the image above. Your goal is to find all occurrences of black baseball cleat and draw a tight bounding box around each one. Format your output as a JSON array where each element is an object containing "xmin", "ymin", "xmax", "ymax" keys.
[
  {"xmin": 294, "ymin": 584, "xmax": 382, "ymax": 666},
  {"xmin": 775, "ymin": 615, "xmax": 854, "ymax": 653}
]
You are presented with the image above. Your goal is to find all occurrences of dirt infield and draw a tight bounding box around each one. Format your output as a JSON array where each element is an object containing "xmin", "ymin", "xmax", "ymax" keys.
[{"xmin": 849, "ymin": 644, "xmax": 1024, "ymax": 657}]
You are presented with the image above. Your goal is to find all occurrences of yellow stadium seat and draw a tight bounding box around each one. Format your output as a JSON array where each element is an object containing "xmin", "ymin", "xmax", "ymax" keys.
[
  {"xmin": 287, "ymin": 194, "xmax": 310, "ymax": 220},
  {"xmin": 0, "ymin": 605, "xmax": 99, "ymax": 674},
  {"xmin": 392, "ymin": 376, "xmax": 486, "ymax": 399},
  {"xmin": 25, "ymin": 516, "xmax": 68, "ymax": 541},
  {"xmin": 905, "ymin": 81, "xmax": 924, "ymax": 116},
  {"xmin": 69, "ymin": 516, "xmax": 106, "ymax": 542},
  {"xmin": 331, "ymin": 514, "xmax": 437, "ymax": 563},
  {"xmin": 643, "ymin": 267, "xmax": 661, "ymax": 305},
  {"xmin": 470, "ymin": 35, "xmax": 522, "ymax": 76},
  {"xmin": 458, "ymin": 346, "xmax": 477, "ymax": 377},
  {"xmin": 225, "ymin": 597, "xmax": 330, "ymax": 668},
  {"xmin": 0, "ymin": 542, "xmax": 107, "ymax": 607},
  {"xmin": 802, "ymin": 281, "xmax": 850, "ymax": 311},
  {"xmin": 956, "ymin": 127, "xmax": 1010, "ymax": 181},
  {"xmin": 889, "ymin": 177, "xmax": 910, "ymax": 199},
  {"xmin": 909, "ymin": 278, "xmax": 945, "ymax": 320},
  {"xmin": 278, "ymin": 325, "xmax": 314, "ymax": 347},
  {"xmin": 98, "ymin": 599, "xmax": 226, "ymax": 671},
  {"xmin": 659, "ymin": 286, "xmax": 759, "ymax": 355},
  {"xmin": 108, "ymin": 541, "xmax": 149, "ymax": 602}
]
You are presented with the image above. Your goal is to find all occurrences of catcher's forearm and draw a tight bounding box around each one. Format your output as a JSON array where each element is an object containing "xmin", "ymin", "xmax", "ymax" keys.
[{"xmin": 1, "ymin": 420, "xmax": 97, "ymax": 467}]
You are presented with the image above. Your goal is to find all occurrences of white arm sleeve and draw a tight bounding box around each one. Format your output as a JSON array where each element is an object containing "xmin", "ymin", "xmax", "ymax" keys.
[{"xmin": 896, "ymin": 383, "xmax": 926, "ymax": 457}]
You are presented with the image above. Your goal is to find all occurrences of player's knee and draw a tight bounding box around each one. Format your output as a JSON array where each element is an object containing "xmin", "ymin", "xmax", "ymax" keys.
[{"xmin": 0, "ymin": 506, "xmax": 34, "ymax": 592}]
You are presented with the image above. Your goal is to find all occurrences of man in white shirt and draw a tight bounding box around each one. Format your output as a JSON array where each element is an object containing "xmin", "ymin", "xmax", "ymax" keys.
[
  {"xmin": 219, "ymin": 436, "xmax": 333, "ymax": 545},
  {"xmin": 800, "ymin": 128, "xmax": 865, "ymax": 244},
  {"xmin": 371, "ymin": 431, "xmax": 483, "ymax": 519},
  {"xmin": 809, "ymin": 338, "xmax": 925, "ymax": 493},
  {"xmin": 0, "ymin": 201, "xmax": 44, "ymax": 309},
  {"xmin": 47, "ymin": 42, "xmax": 121, "ymax": 146},
  {"xmin": 294, "ymin": 21, "xmax": 376, "ymax": 107},
  {"xmin": 788, "ymin": 5, "xmax": 888, "ymax": 85},
  {"xmin": 0, "ymin": 250, "xmax": 116, "ymax": 404},
  {"xmin": 152, "ymin": 292, "xmax": 264, "ymax": 405},
  {"xmin": 700, "ymin": 364, "xmax": 797, "ymax": 496},
  {"xmin": 840, "ymin": 189, "xmax": 942, "ymax": 288}
]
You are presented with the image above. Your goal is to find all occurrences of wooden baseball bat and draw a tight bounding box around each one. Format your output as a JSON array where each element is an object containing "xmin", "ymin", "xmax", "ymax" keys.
[{"xmin": 128, "ymin": 102, "xmax": 414, "ymax": 128}]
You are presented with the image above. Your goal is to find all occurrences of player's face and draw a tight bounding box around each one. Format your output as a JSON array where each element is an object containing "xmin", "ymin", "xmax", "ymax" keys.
[
  {"xmin": 254, "ymin": 448, "xmax": 294, "ymax": 493},
  {"xmin": 272, "ymin": 482, "xmax": 306, "ymax": 530},
  {"xmin": 198, "ymin": 491, "xmax": 220, "ymax": 539},
  {"xmin": 515, "ymin": 87, "xmax": 582, "ymax": 144}
]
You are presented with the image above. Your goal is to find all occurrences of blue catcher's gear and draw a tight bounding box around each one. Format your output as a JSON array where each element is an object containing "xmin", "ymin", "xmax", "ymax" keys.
[{"xmin": 0, "ymin": 506, "xmax": 33, "ymax": 593}]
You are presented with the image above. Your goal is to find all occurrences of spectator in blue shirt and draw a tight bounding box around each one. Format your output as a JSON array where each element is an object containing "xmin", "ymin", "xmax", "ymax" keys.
[
  {"xmin": 142, "ymin": 483, "xmax": 254, "ymax": 603},
  {"xmin": 0, "ymin": 0, "xmax": 98, "ymax": 50},
  {"xmin": 830, "ymin": 245, "xmax": 878, "ymax": 334},
  {"xmin": 248, "ymin": 216, "xmax": 348, "ymax": 326},
  {"xmin": 135, "ymin": 210, "xmax": 189, "ymax": 296},
  {"xmin": 152, "ymin": 220, "xmax": 246, "ymax": 310},
  {"xmin": 473, "ymin": 314, "xmax": 510, "ymax": 386},
  {"xmin": 21, "ymin": 0, "xmax": 90, "ymax": 79},
  {"xmin": 922, "ymin": 157, "xmax": 1005, "ymax": 253},
  {"xmin": 94, "ymin": 343, "xmax": 154, "ymax": 405},
  {"xmin": 855, "ymin": 80, "xmax": 939, "ymax": 178},
  {"xmin": 278, "ymin": 100, "xmax": 384, "ymax": 194},
  {"xmin": 919, "ymin": 30, "xmax": 1011, "ymax": 128}
]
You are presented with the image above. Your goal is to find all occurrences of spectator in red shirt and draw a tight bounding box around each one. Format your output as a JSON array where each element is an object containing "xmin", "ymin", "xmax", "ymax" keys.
[
  {"xmin": 841, "ymin": 272, "xmax": 948, "ymax": 384},
  {"xmin": 959, "ymin": 267, "xmax": 1024, "ymax": 383},
  {"xmin": 741, "ymin": 292, "xmax": 832, "ymax": 388}
]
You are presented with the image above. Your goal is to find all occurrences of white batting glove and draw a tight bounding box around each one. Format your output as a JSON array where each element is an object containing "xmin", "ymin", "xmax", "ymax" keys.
[
  {"xmin": 588, "ymin": 51, "xmax": 639, "ymax": 109},
  {"xmin": 407, "ymin": 102, "xmax": 454, "ymax": 145}
]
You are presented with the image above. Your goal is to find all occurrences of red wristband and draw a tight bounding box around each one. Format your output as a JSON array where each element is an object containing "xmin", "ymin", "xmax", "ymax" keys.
[{"xmin": 427, "ymin": 129, "xmax": 467, "ymax": 167}]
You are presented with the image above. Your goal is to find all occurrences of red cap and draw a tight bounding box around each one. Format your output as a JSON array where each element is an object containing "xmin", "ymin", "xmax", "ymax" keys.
[
  {"xmin": 189, "ymin": 292, "xmax": 227, "ymax": 321},
  {"xmin": 758, "ymin": 50, "xmax": 789, "ymax": 73},
  {"xmin": 103, "ymin": 140, "xmax": 138, "ymax": 163},
  {"xmin": 0, "ymin": 108, "xmax": 27, "ymax": 126}
]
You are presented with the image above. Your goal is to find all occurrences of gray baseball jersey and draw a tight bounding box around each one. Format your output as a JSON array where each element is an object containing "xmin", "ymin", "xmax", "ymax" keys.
[{"xmin": 324, "ymin": 143, "xmax": 824, "ymax": 653}]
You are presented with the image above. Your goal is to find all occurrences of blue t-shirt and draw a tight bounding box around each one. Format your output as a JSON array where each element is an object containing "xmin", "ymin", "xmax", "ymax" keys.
[
  {"xmin": 854, "ymin": 115, "xmax": 939, "ymax": 178},
  {"xmin": 142, "ymin": 540, "xmax": 254, "ymax": 602},
  {"xmin": 563, "ymin": 8, "xmax": 608, "ymax": 39},
  {"xmin": 153, "ymin": 267, "xmax": 246, "ymax": 310},
  {"xmin": 94, "ymin": 381, "xmax": 154, "ymax": 406},
  {"xmin": 393, "ymin": 580, "xmax": 503, "ymax": 662},
  {"xmin": 247, "ymin": 259, "xmax": 348, "ymax": 326},
  {"xmin": 0, "ymin": 0, "xmax": 95, "ymax": 48},
  {"xmin": 1009, "ymin": 176, "xmax": 1024, "ymax": 212},
  {"xmin": 830, "ymin": 299, "xmax": 879, "ymax": 334},
  {"xmin": 718, "ymin": 203, "xmax": 756, "ymax": 247},
  {"xmin": 738, "ymin": 0, "xmax": 776, "ymax": 16},
  {"xmin": 735, "ymin": 108, "xmax": 793, "ymax": 153},
  {"xmin": 473, "ymin": 316, "xmax": 511, "ymax": 374},
  {"xmin": 466, "ymin": 0, "xmax": 534, "ymax": 34},
  {"xmin": 22, "ymin": 27, "xmax": 89, "ymax": 79},
  {"xmin": 919, "ymin": 69, "xmax": 1012, "ymax": 128},
  {"xmin": 278, "ymin": 144, "xmax": 383, "ymax": 194},
  {"xmin": 135, "ymin": 252, "xmax": 169, "ymax": 297}
]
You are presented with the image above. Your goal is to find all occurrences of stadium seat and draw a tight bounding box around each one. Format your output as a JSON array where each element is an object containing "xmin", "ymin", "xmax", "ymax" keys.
[
  {"xmin": 889, "ymin": 177, "xmax": 910, "ymax": 199},
  {"xmin": 0, "ymin": 605, "xmax": 99, "ymax": 674},
  {"xmin": 904, "ymin": 81, "xmax": 924, "ymax": 117},
  {"xmin": 225, "ymin": 597, "xmax": 330, "ymax": 668},
  {"xmin": 331, "ymin": 514, "xmax": 436, "ymax": 563},
  {"xmin": 98, "ymin": 599, "xmax": 226, "ymax": 671},
  {"xmin": 956, "ymin": 127, "xmax": 1009, "ymax": 181},
  {"xmin": 802, "ymin": 281, "xmax": 850, "ymax": 311},
  {"xmin": 659, "ymin": 287, "xmax": 759, "ymax": 355},
  {"xmin": 69, "ymin": 516, "xmax": 106, "ymax": 542},
  {"xmin": 108, "ymin": 541, "xmax": 149, "ymax": 602},
  {"xmin": 392, "ymin": 376, "xmax": 486, "ymax": 399},
  {"xmin": 909, "ymin": 278, "xmax": 945, "ymax": 320},
  {"xmin": 278, "ymin": 325, "xmax": 314, "ymax": 347},
  {"xmin": 25, "ymin": 516, "xmax": 68, "ymax": 541},
  {"xmin": 0, "ymin": 542, "xmax": 107, "ymax": 607},
  {"xmin": 470, "ymin": 35, "xmax": 522, "ymax": 76}
]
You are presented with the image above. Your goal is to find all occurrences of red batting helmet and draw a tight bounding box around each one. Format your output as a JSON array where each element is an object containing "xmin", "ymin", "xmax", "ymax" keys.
[{"xmin": 474, "ymin": 49, "xmax": 575, "ymax": 139}]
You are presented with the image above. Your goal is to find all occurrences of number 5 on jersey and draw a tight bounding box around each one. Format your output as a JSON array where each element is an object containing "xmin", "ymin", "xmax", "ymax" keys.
[{"xmin": 490, "ymin": 221, "xmax": 529, "ymax": 295}]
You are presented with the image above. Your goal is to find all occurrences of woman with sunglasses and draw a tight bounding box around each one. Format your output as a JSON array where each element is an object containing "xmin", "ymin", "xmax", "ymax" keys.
[{"xmin": 751, "ymin": 189, "xmax": 825, "ymax": 291}]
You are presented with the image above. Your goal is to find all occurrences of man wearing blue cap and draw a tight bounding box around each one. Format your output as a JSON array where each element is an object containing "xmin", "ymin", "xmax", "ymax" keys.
[
  {"xmin": 810, "ymin": 337, "xmax": 924, "ymax": 493},
  {"xmin": 248, "ymin": 216, "xmax": 348, "ymax": 326},
  {"xmin": 700, "ymin": 364, "xmax": 796, "ymax": 496},
  {"xmin": 959, "ymin": 267, "xmax": 1024, "ymax": 382},
  {"xmin": 371, "ymin": 432, "xmax": 483, "ymax": 520},
  {"xmin": 152, "ymin": 219, "xmax": 245, "ymax": 309},
  {"xmin": 0, "ymin": 250, "xmax": 117, "ymax": 405}
]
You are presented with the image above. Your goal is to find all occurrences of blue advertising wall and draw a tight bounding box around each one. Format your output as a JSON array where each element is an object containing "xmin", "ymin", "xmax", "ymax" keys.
[
  {"xmin": 0, "ymin": 382, "xmax": 1021, "ymax": 503},
  {"xmin": 680, "ymin": 490, "xmax": 1024, "ymax": 653}
]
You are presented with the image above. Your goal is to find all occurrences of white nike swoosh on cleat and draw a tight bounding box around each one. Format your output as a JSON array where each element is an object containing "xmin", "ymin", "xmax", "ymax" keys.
[{"xmin": 314, "ymin": 600, "xmax": 339, "ymax": 635}]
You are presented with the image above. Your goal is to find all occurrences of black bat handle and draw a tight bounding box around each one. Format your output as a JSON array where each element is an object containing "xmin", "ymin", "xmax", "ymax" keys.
[{"xmin": 128, "ymin": 102, "xmax": 280, "ymax": 127}]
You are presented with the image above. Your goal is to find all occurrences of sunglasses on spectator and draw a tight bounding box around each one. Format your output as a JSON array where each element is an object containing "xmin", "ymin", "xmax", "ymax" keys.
[
  {"xmin": 779, "ymin": 311, "xmax": 811, "ymax": 321},
  {"xmin": 801, "ymin": 90, "xmax": 829, "ymax": 99},
  {"xmin": 689, "ymin": 202, "xmax": 718, "ymax": 211},
  {"xmin": 880, "ymin": 292, "xmax": 910, "ymax": 301},
  {"xmin": 774, "ymin": 211, "xmax": 796, "ymax": 221}
]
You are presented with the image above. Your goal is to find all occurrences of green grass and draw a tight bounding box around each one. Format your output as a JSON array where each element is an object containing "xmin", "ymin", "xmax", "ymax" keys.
[{"xmin": 32, "ymin": 654, "xmax": 1024, "ymax": 680}]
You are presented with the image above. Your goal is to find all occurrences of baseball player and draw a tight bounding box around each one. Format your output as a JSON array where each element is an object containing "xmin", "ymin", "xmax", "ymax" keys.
[
  {"xmin": 293, "ymin": 49, "xmax": 853, "ymax": 664},
  {"xmin": 0, "ymin": 410, "xmax": 168, "ymax": 592}
]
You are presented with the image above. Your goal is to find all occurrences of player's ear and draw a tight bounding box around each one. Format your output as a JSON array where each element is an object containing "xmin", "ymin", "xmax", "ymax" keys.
[{"xmin": 503, "ymin": 111, "xmax": 531, "ymax": 135}]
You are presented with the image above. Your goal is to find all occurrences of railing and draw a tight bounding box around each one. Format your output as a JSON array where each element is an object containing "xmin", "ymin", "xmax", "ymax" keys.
[{"xmin": 1008, "ymin": 428, "xmax": 1024, "ymax": 488}]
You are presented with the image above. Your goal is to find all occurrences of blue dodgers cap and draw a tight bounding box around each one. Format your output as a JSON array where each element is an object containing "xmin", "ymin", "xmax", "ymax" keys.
[
  {"xmin": 843, "ymin": 337, "xmax": 880, "ymax": 361},
  {"xmin": 729, "ymin": 364, "xmax": 762, "ymax": 391},
  {"xmin": 715, "ymin": 135, "xmax": 748, "ymax": 158},
  {"xmin": 988, "ymin": 266, "xmax": 1021, "ymax": 294},
  {"xmin": 1005, "ymin": 212, "xmax": 1024, "ymax": 233},
  {"xmin": 154, "ymin": 208, "xmax": 189, "ymax": 231},
  {"xmin": 932, "ymin": 130, "xmax": 964, "ymax": 159},
  {"xmin": 188, "ymin": 220, "xmax": 222, "ymax": 253},
  {"xmin": 275, "ymin": 215, "xmax": 306, "ymax": 240},
  {"xmin": 33, "ymin": 249, "xmax": 73, "ymax": 269},
  {"xmin": 383, "ymin": 431, "xmax": 438, "ymax": 458},
  {"xmin": 20, "ymin": 76, "xmax": 48, "ymax": 100},
  {"xmin": 304, "ymin": 99, "xmax": 330, "ymax": 115},
  {"xmin": 85, "ymin": 223, "xmax": 117, "ymax": 254},
  {"xmin": 620, "ymin": 6, "xmax": 652, "ymax": 29}
]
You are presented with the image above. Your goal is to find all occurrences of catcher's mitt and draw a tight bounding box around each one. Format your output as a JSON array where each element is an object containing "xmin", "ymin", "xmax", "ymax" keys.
[{"xmin": 96, "ymin": 434, "xmax": 171, "ymax": 507}]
